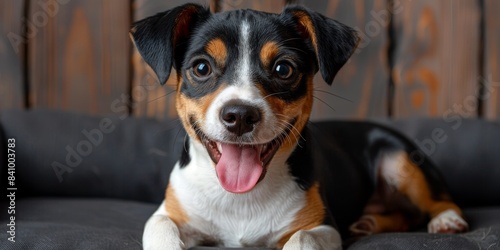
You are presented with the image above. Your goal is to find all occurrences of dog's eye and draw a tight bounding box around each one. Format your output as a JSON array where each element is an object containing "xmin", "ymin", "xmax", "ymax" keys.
[
  {"xmin": 193, "ymin": 61, "xmax": 212, "ymax": 78},
  {"xmin": 274, "ymin": 63, "xmax": 293, "ymax": 79}
]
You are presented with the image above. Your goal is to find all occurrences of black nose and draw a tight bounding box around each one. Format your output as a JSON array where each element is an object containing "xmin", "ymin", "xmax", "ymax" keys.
[{"xmin": 220, "ymin": 103, "xmax": 261, "ymax": 136}]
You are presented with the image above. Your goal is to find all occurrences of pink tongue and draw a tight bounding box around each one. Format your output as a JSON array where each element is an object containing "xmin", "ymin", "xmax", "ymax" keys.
[{"xmin": 215, "ymin": 143, "xmax": 263, "ymax": 193}]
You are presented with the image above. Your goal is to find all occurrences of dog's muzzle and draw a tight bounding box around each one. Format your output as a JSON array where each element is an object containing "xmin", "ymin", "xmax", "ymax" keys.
[{"xmin": 189, "ymin": 100, "xmax": 288, "ymax": 194}]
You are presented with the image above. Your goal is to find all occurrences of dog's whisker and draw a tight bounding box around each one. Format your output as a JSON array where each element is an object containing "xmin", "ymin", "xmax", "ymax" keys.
[
  {"xmin": 172, "ymin": 126, "xmax": 185, "ymax": 151},
  {"xmin": 275, "ymin": 114, "xmax": 306, "ymax": 142},
  {"xmin": 313, "ymin": 88, "xmax": 352, "ymax": 102},
  {"xmin": 313, "ymin": 96, "xmax": 336, "ymax": 112},
  {"xmin": 154, "ymin": 118, "xmax": 181, "ymax": 135},
  {"xmin": 275, "ymin": 120, "xmax": 295, "ymax": 146},
  {"xmin": 147, "ymin": 89, "xmax": 177, "ymax": 103},
  {"xmin": 263, "ymin": 91, "xmax": 288, "ymax": 99}
]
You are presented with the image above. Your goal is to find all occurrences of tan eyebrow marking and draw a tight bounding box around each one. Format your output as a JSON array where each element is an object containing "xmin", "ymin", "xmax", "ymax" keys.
[
  {"xmin": 205, "ymin": 38, "xmax": 227, "ymax": 67},
  {"xmin": 260, "ymin": 41, "xmax": 280, "ymax": 67}
]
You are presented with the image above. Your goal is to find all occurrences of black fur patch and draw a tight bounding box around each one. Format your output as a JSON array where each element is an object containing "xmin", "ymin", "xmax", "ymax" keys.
[
  {"xmin": 179, "ymin": 137, "xmax": 191, "ymax": 168},
  {"xmin": 130, "ymin": 4, "xmax": 211, "ymax": 85},
  {"xmin": 286, "ymin": 128, "xmax": 315, "ymax": 191}
]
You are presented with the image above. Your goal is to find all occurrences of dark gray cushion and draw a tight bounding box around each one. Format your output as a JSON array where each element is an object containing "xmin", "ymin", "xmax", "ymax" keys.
[
  {"xmin": 0, "ymin": 109, "xmax": 184, "ymax": 203},
  {"xmin": 0, "ymin": 198, "xmax": 498, "ymax": 250},
  {"xmin": 1, "ymin": 198, "xmax": 155, "ymax": 250},
  {"xmin": 350, "ymin": 225, "xmax": 500, "ymax": 250}
]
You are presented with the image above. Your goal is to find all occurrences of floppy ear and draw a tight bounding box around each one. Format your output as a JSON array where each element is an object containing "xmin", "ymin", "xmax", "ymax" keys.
[
  {"xmin": 282, "ymin": 6, "xmax": 359, "ymax": 85},
  {"xmin": 130, "ymin": 4, "xmax": 210, "ymax": 85}
]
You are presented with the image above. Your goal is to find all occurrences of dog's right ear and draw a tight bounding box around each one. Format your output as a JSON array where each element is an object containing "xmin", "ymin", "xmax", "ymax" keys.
[
  {"xmin": 130, "ymin": 4, "xmax": 210, "ymax": 85},
  {"xmin": 281, "ymin": 6, "xmax": 359, "ymax": 85}
]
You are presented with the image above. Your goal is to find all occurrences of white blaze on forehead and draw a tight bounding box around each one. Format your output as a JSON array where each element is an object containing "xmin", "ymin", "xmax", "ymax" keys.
[{"xmin": 238, "ymin": 21, "xmax": 251, "ymax": 87}]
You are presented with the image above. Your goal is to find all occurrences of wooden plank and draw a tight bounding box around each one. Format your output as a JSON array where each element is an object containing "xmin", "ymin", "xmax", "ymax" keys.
[
  {"xmin": 28, "ymin": 0, "xmax": 130, "ymax": 115},
  {"xmin": 392, "ymin": 0, "xmax": 481, "ymax": 118},
  {"xmin": 300, "ymin": 0, "xmax": 389, "ymax": 120},
  {"xmin": 220, "ymin": 0, "xmax": 285, "ymax": 13},
  {"xmin": 131, "ymin": 0, "xmax": 211, "ymax": 120},
  {"xmin": 484, "ymin": 0, "xmax": 500, "ymax": 120},
  {"xmin": 0, "ymin": 0, "xmax": 25, "ymax": 110}
]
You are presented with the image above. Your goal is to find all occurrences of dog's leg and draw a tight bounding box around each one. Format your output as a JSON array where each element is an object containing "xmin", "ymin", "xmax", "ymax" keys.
[
  {"xmin": 143, "ymin": 212, "xmax": 185, "ymax": 250},
  {"xmin": 427, "ymin": 203, "xmax": 468, "ymax": 233},
  {"xmin": 388, "ymin": 152, "xmax": 468, "ymax": 233},
  {"xmin": 350, "ymin": 151, "xmax": 467, "ymax": 235},
  {"xmin": 350, "ymin": 212, "xmax": 409, "ymax": 236},
  {"xmin": 282, "ymin": 225, "xmax": 342, "ymax": 250}
]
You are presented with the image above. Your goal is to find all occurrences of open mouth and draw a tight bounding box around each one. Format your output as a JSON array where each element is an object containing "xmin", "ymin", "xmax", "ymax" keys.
[
  {"xmin": 191, "ymin": 117, "xmax": 297, "ymax": 194},
  {"xmin": 203, "ymin": 139, "xmax": 280, "ymax": 171}
]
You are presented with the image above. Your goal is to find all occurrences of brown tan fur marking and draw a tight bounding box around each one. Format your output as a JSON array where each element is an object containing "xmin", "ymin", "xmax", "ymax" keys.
[
  {"xmin": 176, "ymin": 82, "xmax": 226, "ymax": 143},
  {"xmin": 393, "ymin": 152, "xmax": 463, "ymax": 218},
  {"xmin": 352, "ymin": 151, "xmax": 463, "ymax": 235},
  {"xmin": 165, "ymin": 184, "xmax": 189, "ymax": 226},
  {"xmin": 259, "ymin": 75, "xmax": 314, "ymax": 156},
  {"xmin": 259, "ymin": 42, "xmax": 279, "ymax": 67},
  {"xmin": 278, "ymin": 183, "xmax": 325, "ymax": 247},
  {"xmin": 205, "ymin": 38, "xmax": 227, "ymax": 67}
]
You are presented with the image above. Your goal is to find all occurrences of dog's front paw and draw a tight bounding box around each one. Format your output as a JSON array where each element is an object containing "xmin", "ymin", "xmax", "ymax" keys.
[
  {"xmin": 282, "ymin": 226, "xmax": 342, "ymax": 250},
  {"xmin": 428, "ymin": 209, "xmax": 468, "ymax": 233},
  {"xmin": 143, "ymin": 233, "xmax": 185, "ymax": 250},
  {"xmin": 143, "ymin": 215, "xmax": 186, "ymax": 250},
  {"xmin": 144, "ymin": 238, "xmax": 185, "ymax": 250}
]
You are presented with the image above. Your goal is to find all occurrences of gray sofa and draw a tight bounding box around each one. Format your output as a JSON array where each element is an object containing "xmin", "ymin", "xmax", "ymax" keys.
[{"xmin": 1, "ymin": 109, "xmax": 499, "ymax": 249}]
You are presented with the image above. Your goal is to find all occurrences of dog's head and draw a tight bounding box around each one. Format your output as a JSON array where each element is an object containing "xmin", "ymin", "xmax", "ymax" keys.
[{"xmin": 131, "ymin": 4, "xmax": 358, "ymax": 193}]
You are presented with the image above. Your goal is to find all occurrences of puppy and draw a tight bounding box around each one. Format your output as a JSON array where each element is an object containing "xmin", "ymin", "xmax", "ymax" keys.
[{"xmin": 131, "ymin": 4, "xmax": 468, "ymax": 249}]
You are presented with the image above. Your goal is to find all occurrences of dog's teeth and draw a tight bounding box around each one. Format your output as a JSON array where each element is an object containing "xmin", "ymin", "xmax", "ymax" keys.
[{"xmin": 216, "ymin": 142, "xmax": 223, "ymax": 153}]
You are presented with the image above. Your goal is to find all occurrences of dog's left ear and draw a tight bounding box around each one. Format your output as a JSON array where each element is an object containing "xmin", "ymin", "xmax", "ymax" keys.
[
  {"xmin": 281, "ymin": 6, "xmax": 359, "ymax": 85},
  {"xmin": 130, "ymin": 4, "xmax": 211, "ymax": 85}
]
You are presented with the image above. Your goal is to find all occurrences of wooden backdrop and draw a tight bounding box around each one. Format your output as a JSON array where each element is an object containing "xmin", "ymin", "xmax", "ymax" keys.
[{"xmin": 0, "ymin": 0, "xmax": 498, "ymax": 121}]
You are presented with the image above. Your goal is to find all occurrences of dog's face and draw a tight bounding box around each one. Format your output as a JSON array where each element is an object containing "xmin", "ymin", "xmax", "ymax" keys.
[{"xmin": 131, "ymin": 4, "xmax": 358, "ymax": 193}]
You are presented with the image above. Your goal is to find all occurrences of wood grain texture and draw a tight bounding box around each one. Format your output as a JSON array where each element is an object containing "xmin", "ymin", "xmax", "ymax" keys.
[
  {"xmin": 301, "ymin": 0, "xmax": 389, "ymax": 120},
  {"xmin": 131, "ymin": 0, "xmax": 211, "ymax": 120},
  {"xmin": 0, "ymin": 0, "xmax": 25, "ymax": 110},
  {"xmin": 484, "ymin": 0, "xmax": 500, "ymax": 120},
  {"xmin": 28, "ymin": 0, "xmax": 130, "ymax": 115},
  {"xmin": 220, "ymin": 0, "xmax": 285, "ymax": 13},
  {"xmin": 392, "ymin": 0, "xmax": 481, "ymax": 118}
]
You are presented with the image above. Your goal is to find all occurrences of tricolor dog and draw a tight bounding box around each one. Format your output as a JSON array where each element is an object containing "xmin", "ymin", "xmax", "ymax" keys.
[{"xmin": 131, "ymin": 3, "xmax": 468, "ymax": 249}]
